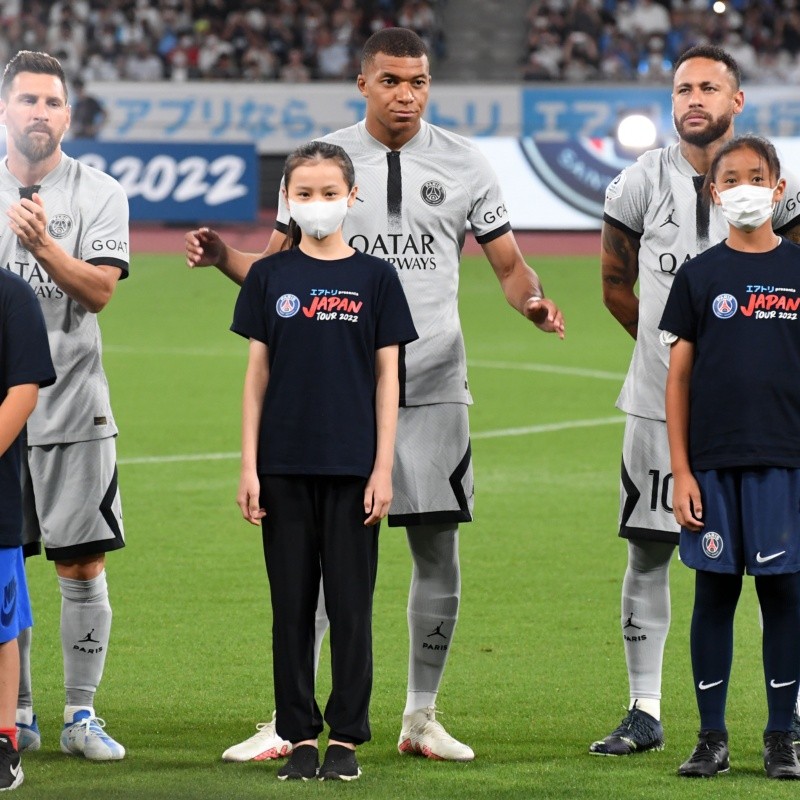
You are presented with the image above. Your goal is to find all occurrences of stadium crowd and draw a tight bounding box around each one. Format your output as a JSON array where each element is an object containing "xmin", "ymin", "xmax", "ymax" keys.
[
  {"xmin": 0, "ymin": 0, "xmax": 442, "ymax": 83},
  {"xmin": 3, "ymin": 1, "xmax": 800, "ymax": 85},
  {"xmin": 524, "ymin": 0, "xmax": 800, "ymax": 82}
]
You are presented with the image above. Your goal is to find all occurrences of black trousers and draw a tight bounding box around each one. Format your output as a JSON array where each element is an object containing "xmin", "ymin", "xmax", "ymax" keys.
[{"xmin": 260, "ymin": 474, "xmax": 379, "ymax": 745}]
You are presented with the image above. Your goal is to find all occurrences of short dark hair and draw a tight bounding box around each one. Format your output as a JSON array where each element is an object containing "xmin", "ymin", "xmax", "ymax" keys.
[
  {"xmin": 281, "ymin": 140, "xmax": 356, "ymax": 250},
  {"xmin": 361, "ymin": 27, "xmax": 428, "ymax": 71},
  {"xmin": 673, "ymin": 44, "xmax": 741, "ymax": 90},
  {"xmin": 1, "ymin": 50, "xmax": 68, "ymax": 100},
  {"xmin": 707, "ymin": 134, "xmax": 781, "ymax": 190}
]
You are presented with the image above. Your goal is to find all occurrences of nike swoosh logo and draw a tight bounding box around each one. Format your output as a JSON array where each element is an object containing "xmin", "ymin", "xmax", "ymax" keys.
[
  {"xmin": 756, "ymin": 551, "xmax": 786, "ymax": 564},
  {"xmin": 770, "ymin": 679, "xmax": 797, "ymax": 689},
  {"xmin": 698, "ymin": 680, "xmax": 724, "ymax": 690},
  {"xmin": 9, "ymin": 763, "xmax": 20, "ymax": 778}
]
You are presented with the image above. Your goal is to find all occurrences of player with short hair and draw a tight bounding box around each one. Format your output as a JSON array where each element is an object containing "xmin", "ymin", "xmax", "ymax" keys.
[
  {"xmin": 591, "ymin": 45, "xmax": 800, "ymax": 756},
  {"xmin": 0, "ymin": 269, "xmax": 55, "ymax": 792},
  {"xmin": 186, "ymin": 27, "xmax": 565, "ymax": 764},
  {"xmin": 0, "ymin": 50, "xmax": 130, "ymax": 761},
  {"xmin": 662, "ymin": 135, "xmax": 800, "ymax": 779}
]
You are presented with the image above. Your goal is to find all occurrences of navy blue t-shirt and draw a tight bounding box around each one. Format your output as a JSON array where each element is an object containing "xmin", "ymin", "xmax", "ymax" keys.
[
  {"xmin": 231, "ymin": 248, "xmax": 418, "ymax": 478},
  {"xmin": 660, "ymin": 237, "xmax": 800, "ymax": 470},
  {"xmin": 0, "ymin": 270, "xmax": 56, "ymax": 547}
]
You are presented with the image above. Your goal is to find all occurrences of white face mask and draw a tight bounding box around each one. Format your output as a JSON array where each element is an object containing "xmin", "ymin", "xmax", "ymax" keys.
[
  {"xmin": 717, "ymin": 184, "xmax": 775, "ymax": 232},
  {"xmin": 288, "ymin": 198, "xmax": 349, "ymax": 240}
]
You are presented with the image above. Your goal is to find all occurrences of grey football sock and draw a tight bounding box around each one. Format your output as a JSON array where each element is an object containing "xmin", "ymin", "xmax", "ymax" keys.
[
  {"xmin": 621, "ymin": 540, "xmax": 674, "ymax": 708},
  {"xmin": 17, "ymin": 625, "xmax": 33, "ymax": 710},
  {"xmin": 405, "ymin": 525, "xmax": 460, "ymax": 712},
  {"xmin": 59, "ymin": 570, "xmax": 112, "ymax": 708}
]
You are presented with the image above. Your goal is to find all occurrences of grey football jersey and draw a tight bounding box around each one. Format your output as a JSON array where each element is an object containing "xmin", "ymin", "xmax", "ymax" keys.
[
  {"xmin": 0, "ymin": 155, "xmax": 129, "ymax": 445},
  {"xmin": 277, "ymin": 120, "xmax": 512, "ymax": 406},
  {"xmin": 605, "ymin": 142, "xmax": 800, "ymax": 420}
]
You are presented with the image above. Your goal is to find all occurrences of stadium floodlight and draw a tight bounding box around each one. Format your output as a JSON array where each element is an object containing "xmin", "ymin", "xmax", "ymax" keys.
[{"xmin": 616, "ymin": 112, "xmax": 658, "ymax": 151}]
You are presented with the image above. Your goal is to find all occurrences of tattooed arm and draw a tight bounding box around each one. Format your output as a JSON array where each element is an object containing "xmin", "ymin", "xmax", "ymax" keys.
[
  {"xmin": 779, "ymin": 219, "xmax": 800, "ymax": 245},
  {"xmin": 601, "ymin": 221, "xmax": 641, "ymax": 340}
]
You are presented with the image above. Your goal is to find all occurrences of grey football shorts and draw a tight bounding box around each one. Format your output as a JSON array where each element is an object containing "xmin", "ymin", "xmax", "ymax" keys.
[
  {"xmin": 22, "ymin": 437, "xmax": 125, "ymax": 561},
  {"xmin": 388, "ymin": 403, "xmax": 474, "ymax": 528},
  {"xmin": 619, "ymin": 414, "xmax": 680, "ymax": 545}
]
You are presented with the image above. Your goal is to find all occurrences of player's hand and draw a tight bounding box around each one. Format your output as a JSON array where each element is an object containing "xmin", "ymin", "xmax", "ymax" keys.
[
  {"xmin": 364, "ymin": 468, "xmax": 392, "ymax": 526},
  {"xmin": 185, "ymin": 226, "xmax": 226, "ymax": 269},
  {"xmin": 7, "ymin": 193, "xmax": 51, "ymax": 255},
  {"xmin": 672, "ymin": 471, "xmax": 703, "ymax": 531},
  {"xmin": 237, "ymin": 471, "xmax": 265, "ymax": 526},
  {"xmin": 524, "ymin": 297, "xmax": 565, "ymax": 339}
]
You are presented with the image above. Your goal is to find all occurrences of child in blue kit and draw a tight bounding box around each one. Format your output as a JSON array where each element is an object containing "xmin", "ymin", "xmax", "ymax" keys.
[
  {"xmin": 661, "ymin": 135, "xmax": 800, "ymax": 780},
  {"xmin": 0, "ymin": 270, "xmax": 55, "ymax": 791},
  {"xmin": 231, "ymin": 141, "xmax": 417, "ymax": 782}
]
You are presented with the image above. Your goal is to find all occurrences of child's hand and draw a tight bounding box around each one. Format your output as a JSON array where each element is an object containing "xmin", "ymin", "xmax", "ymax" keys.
[
  {"xmin": 673, "ymin": 472, "xmax": 703, "ymax": 531},
  {"xmin": 237, "ymin": 471, "xmax": 265, "ymax": 525},
  {"xmin": 364, "ymin": 468, "xmax": 392, "ymax": 526}
]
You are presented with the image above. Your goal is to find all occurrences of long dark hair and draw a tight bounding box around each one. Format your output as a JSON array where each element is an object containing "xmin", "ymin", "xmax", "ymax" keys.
[{"xmin": 281, "ymin": 141, "xmax": 356, "ymax": 250}]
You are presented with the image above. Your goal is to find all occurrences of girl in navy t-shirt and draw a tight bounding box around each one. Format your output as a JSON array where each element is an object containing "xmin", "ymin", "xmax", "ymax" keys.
[
  {"xmin": 231, "ymin": 141, "xmax": 417, "ymax": 781},
  {"xmin": 662, "ymin": 135, "xmax": 800, "ymax": 779}
]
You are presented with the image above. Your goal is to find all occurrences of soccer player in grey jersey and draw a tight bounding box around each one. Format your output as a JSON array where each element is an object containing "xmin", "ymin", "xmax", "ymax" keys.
[
  {"xmin": 186, "ymin": 27, "xmax": 565, "ymax": 763},
  {"xmin": 590, "ymin": 44, "xmax": 800, "ymax": 756},
  {"xmin": 0, "ymin": 51, "xmax": 129, "ymax": 761}
]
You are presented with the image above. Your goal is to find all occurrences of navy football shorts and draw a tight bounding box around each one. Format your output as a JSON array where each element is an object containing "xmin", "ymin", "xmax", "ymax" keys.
[{"xmin": 679, "ymin": 467, "xmax": 800, "ymax": 576}]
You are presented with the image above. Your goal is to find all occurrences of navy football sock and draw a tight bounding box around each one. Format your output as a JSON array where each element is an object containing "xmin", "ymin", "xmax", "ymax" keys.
[
  {"xmin": 691, "ymin": 570, "xmax": 742, "ymax": 732},
  {"xmin": 755, "ymin": 572, "xmax": 800, "ymax": 732}
]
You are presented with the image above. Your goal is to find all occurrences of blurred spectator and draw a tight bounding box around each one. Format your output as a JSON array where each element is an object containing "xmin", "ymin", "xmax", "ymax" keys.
[
  {"xmin": 2, "ymin": 0, "xmax": 800, "ymax": 85},
  {"xmin": 279, "ymin": 47, "xmax": 312, "ymax": 82},
  {"xmin": 315, "ymin": 26, "xmax": 354, "ymax": 79},
  {"xmin": 70, "ymin": 78, "xmax": 107, "ymax": 139},
  {"xmin": 721, "ymin": 29, "xmax": 759, "ymax": 79},
  {"xmin": 123, "ymin": 40, "xmax": 165, "ymax": 80}
]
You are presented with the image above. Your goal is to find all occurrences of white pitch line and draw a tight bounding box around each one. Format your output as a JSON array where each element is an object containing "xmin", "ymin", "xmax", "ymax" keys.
[
  {"xmin": 467, "ymin": 359, "xmax": 626, "ymax": 381},
  {"xmin": 104, "ymin": 344, "xmax": 239, "ymax": 358},
  {"xmin": 118, "ymin": 416, "xmax": 625, "ymax": 466},
  {"xmin": 471, "ymin": 415, "xmax": 624, "ymax": 440},
  {"xmin": 103, "ymin": 346, "xmax": 626, "ymax": 382}
]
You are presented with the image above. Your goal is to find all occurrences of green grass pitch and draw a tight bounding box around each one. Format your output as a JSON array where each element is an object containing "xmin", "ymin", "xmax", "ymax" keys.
[{"xmin": 20, "ymin": 252, "xmax": 780, "ymax": 798}]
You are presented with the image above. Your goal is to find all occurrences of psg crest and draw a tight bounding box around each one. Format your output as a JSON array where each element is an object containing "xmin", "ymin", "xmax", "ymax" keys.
[
  {"xmin": 702, "ymin": 531, "xmax": 723, "ymax": 559},
  {"xmin": 276, "ymin": 294, "xmax": 300, "ymax": 318},
  {"xmin": 420, "ymin": 180, "xmax": 445, "ymax": 206},
  {"xmin": 712, "ymin": 293, "xmax": 738, "ymax": 319},
  {"xmin": 48, "ymin": 214, "xmax": 73, "ymax": 239}
]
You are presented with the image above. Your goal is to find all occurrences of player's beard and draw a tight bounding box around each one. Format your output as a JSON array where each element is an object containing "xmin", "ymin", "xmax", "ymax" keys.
[
  {"xmin": 15, "ymin": 126, "xmax": 59, "ymax": 163},
  {"xmin": 673, "ymin": 109, "xmax": 733, "ymax": 148}
]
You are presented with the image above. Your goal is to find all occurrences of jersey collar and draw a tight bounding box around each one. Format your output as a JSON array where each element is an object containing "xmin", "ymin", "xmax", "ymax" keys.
[
  {"xmin": 1, "ymin": 151, "xmax": 70, "ymax": 190},
  {"xmin": 358, "ymin": 119, "xmax": 428, "ymax": 153}
]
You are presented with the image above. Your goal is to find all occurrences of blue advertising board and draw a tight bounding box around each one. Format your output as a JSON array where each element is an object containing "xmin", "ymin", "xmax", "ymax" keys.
[{"xmin": 63, "ymin": 140, "xmax": 258, "ymax": 223}]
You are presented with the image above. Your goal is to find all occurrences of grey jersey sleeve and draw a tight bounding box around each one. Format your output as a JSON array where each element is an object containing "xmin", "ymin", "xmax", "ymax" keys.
[
  {"xmin": 775, "ymin": 165, "xmax": 800, "ymax": 234},
  {"xmin": 81, "ymin": 176, "xmax": 130, "ymax": 275},
  {"xmin": 603, "ymin": 158, "xmax": 651, "ymax": 236},
  {"xmin": 466, "ymin": 144, "xmax": 512, "ymax": 243}
]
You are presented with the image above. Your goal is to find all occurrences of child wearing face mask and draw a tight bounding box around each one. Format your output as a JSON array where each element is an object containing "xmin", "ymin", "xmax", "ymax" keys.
[
  {"xmin": 231, "ymin": 141, "xmax": 417, "ymax": 782},
  {"xmin": 660, "ymin": 135, "xmax": 800, "ymax": 780}
]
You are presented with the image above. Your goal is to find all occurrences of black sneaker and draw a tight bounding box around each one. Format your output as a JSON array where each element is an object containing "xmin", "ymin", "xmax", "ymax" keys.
[
  {"xmin": 764, "ymin": 731, "xmax": 800, "ymax": 779},
  {"xmin": 589, "ymin": 704, "xmax": 665, "ymax": 756},
  {"xmin": 276, "ymin": 744, "xmax": 319, "ymax": 781},
  {"xmin": 0, "ymin": 735, "xmax": 24, "ymax": 791},
  {"xmin": 678, "ymin": 730, "xmax": 729, "ymax": 778},
  {"xmin": 318, "ymin": 744, "xmax": 361, "ymax": 781}
]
